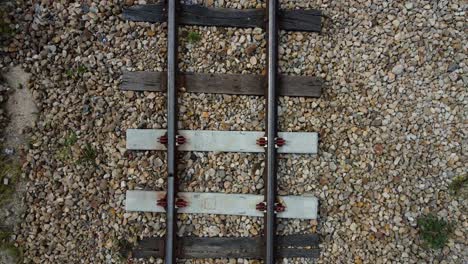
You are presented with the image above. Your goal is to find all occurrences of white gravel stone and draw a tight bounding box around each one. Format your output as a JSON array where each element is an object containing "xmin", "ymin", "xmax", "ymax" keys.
[{"xmin": 392, "ymin": 64, "xmax": 404, "ymax": 75}]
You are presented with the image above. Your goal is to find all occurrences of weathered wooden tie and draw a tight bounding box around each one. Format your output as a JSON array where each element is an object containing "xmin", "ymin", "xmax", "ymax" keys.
[
  {"xmin": 129, "ymin": 235, "xmax": 320, "ymax": 259},
  {"xmin": 121, "ymin": 71, "xmax": 323, "ymax": 97},
  {"xmin": 123, "ymin": 3, "xmax": 321, "ymax": 32}
]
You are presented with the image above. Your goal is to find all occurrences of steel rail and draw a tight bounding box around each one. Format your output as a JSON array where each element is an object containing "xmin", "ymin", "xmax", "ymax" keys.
[
  {"xmin": 265, "ymin": 0, "xmax": 279, "ymax": 263},
  {"xmin": 165, "ymin": 0, "xmax": 178, "ymax": 263}
]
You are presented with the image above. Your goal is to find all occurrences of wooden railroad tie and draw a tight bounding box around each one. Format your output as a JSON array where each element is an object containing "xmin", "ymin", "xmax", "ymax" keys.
[
  {"xmin": 127, "ymin": 235, "xmax": 320, "ymax": 259},
  {"xmin": 121, "ymin": 1, "xmax": 324, "ymax": 262},
  {"xmin": 121, "ymin": 71, "xmax": 323, "ymax": 97},
  {"xmin": 123, "ymin": 3, "xmax": 322, "ymax": 32}
]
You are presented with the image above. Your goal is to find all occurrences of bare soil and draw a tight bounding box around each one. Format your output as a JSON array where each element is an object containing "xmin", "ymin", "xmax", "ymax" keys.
[{"xmin": 0, "ymin": 66, "xmax": 35, "ymax": 264}]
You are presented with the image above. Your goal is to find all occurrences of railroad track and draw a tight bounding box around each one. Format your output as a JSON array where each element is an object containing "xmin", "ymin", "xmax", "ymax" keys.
[{"xmin": 121, "ymin": 1, "xmax": 324, "ymax": 263}]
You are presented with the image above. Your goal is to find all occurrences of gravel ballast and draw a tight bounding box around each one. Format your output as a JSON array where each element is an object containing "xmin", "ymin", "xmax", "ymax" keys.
[{"xmin": 0, "ymin": 0, "xmax": 466, "ymax": 263}]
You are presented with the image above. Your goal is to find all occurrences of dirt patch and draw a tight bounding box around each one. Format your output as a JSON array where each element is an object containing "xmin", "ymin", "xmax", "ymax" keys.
[
  {"xmin": 0, "ymin": 66, "xmax": 35, "ymax": 264},
  {"xmin": 2, "ymin": 66, "xmax": 36, "ymax": 149}
]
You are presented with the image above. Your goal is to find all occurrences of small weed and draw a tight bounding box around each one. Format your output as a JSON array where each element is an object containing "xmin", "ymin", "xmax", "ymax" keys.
[
  {"xmin": 417, "ymin": 214, "xmax": 453, "ymax": 249},
  {"xmin": 0, "ymin": 190, "xmax": 23, "ymax": 263},
  {"xmin": 56, "ymin": 132, "xmax": 78, "ymax": 162},
  {"xmin": 80, "ymin": 144, "xmax": 97, "ymax": 164},
  {"xmin": 449, "ymin": 175, "xmax": 467, "ymax": 197},
  {"xmin": 76, "ymin": 65, "xmax": 88, "ymax": 75},
  {"xmin": 117, "ymin": 239, "xmax": 133, "ymax": 260},
  {"xmin": 66, "ymin": 68, "xmax": 74, "ymax": 78},
  {"xmin": 56, "ymin": 147, "xmax": 72, "ymax": 161},
  {"xmin": 0, "ymin": 243, "xmax": 23, "ymax": 263},
  {"xmin": 65, "ymin": 65, "xmax": 88, "ymax": 78},
  {"xmin": 0, "ymin": 230, "xmax": 11, "ymax": 241},
  {"xmin": 64, "ymin": 132, "xmax": 78, "ymax": 146},
  {"xmin": 187, "ymin": 31, "xmax": 201, "ymax": 44},
  {"xmin": 0, "ymin": 156, "xmax": 21, "ymax": 205},
  {"xmin": 0, "ymin": 11, "xmax": 14, "ymax": 37}
]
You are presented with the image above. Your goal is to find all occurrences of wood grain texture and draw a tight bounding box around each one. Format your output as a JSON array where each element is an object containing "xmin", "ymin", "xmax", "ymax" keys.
[
  {"xmin": 121, "ymin": 71, "xmax": 323, "ymax": 97},
  {"xmin": 131, "ymin": 235, "xmax": 320, "ymax": 259},
  {"xmin": 123, "ymin": 4, "xmax": 321, "ymax": 32}
]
